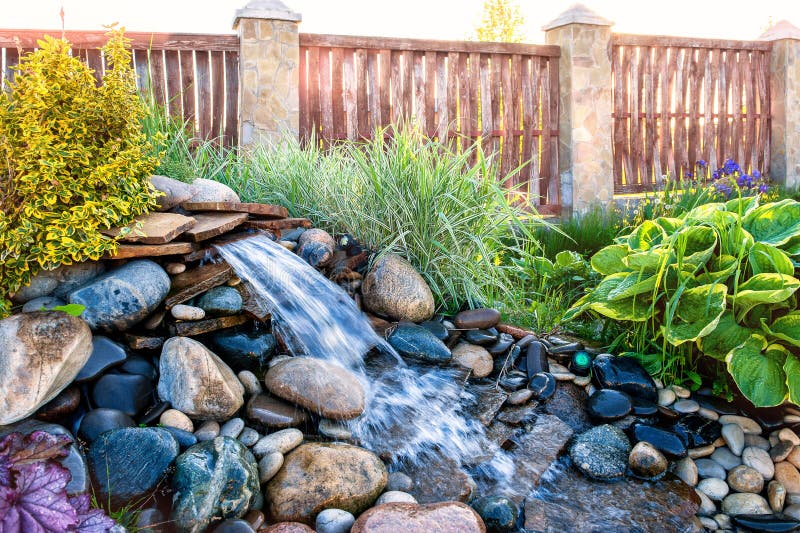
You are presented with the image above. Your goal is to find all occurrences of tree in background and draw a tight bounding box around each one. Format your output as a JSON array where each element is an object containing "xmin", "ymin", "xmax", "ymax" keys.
[{"xmin": 473, "ymin": 0, "xmax": 526, "ymax": 43}]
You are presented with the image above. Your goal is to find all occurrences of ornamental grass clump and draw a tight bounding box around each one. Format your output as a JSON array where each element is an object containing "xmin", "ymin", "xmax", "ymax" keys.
[{"xmin": 0, "ymin": 29, "xmax": 160, "ymax": 316}]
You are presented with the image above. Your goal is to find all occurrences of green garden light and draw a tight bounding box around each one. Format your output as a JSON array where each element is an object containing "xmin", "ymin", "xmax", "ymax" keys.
[{"xmin": 570, "ymin": 350, "xmax": 592, "ymax": 377}]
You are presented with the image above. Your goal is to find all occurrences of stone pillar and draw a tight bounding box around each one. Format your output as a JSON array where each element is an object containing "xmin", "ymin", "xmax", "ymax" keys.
[
  {"xmin": 233, "ymin": 0, "xmax": 301, "ymax": 147},
  {"xmin": 543, "ymin": 5, "xmax": 614, "ymax": 215},
  {"xmin": 761, "ymin": 21, "xmax": 800, "ymax": 189}
]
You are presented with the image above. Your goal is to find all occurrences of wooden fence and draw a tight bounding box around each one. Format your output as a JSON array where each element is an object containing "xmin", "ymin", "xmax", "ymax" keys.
[
  {"xmin": 299, "ymin": 34, "xmax": 562, "ymax": 209},
  {"xmin": 0, "ymin": 29, "xmax": 239, "ymax": 145},
  {"xmin": 611, "ymin": 34, "xmax": 772, "ymax": 193}
]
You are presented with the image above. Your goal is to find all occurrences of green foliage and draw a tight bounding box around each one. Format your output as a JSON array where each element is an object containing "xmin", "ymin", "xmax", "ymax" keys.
[
  {"xmin": 473, "ymin": 0, "xmax": 526, "ymax": 43},
  {"xmin": 569, "ymin": 195, "xmax": 800, "ymax": 406},
  {"xmin": 0, "ymin": 29, "xmax": 160, "ymax": 316},
  {"xmin": 141, "ymin": 99, "xmax": 196, "ymax": 183},
  {"xmin": 50, "ymin": 303, "xmax": 86, "ymax": 317}
]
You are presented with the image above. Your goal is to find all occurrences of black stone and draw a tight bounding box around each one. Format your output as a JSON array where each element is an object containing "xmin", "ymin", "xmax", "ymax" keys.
[
  {"xmin": 74, "ymin": 336, "xmax": 128, "ymax": 383},
  {"xmin": 516, "ymin": 334, "xmax": 537, "ymax": 349},
  {"xmin": 498, "ymin": 371, "xmax": 528, "ymax": 392},
  {"xmin": 420, "ymin": 320, "xmax": 449, "ymax": 341},
  {"xmin": 657, "ymin": 405, "xmax": 681, "ymax": 421},
  {"xmin": 387, "ymin": 323, "xmax": 451, "ymax": 363},
  {"xmin": 464, "ymin": 329, "xmax": 499, "ymax": 346},
  {"xmin": 209, "ymin": 329, "xmax": 277, "ymax": 372},
  {"xmin": 547, "ymin": 341, "xmax": 583, "ymax": 355},
  {"xmin": 630, "ymin": 424, "xmax": 687, "ymax": 459},
  {"xmin": 78, "ymin": 408, "xmax": 136, "ymax": 442},
  {"xmin": 471, "ymin": 496, "xmax": 518, "ymax": 533},
  {"xmin": 138, "ymin": 401, "xmax": 171, "ymax": 426},
  {"xmin": 36, "ymin": 386, "xmax": 82, "ymax": 421},
  {"xmin": 525, "ymin": 342, "xmax": 550, "ymax": 380},
  {"xmin": 586, "ymin": 389, "xmax": 633, "ymax": 422},
  {"xmin": 92, "ymin": 373, "xmax": 154, "ymax": 416},
  {"xmin": 212, "ymin": 519, "xmax": 256, "ymax": 533},
  {"xmin": 732, "ymin": 515, "xmax": 800, "ymax": 532},
  {"xmin": 163, "ymin": 426, "xmax": 199, "ymax": 450},
  {"xmin": 592, "ymin": 354, "xmax": 658, "ymax": 402},
  {"xmin": 672, "ymin": 414, "xmax": 722, "ymax": 448},
  {"xmin": 750, "ymin": 406, "xmax": 785, "ymax": 432},
  {"xmin": 120, "ymin": 355, "xmax": 158, "ymax": 381},
  {"xmin": 487, "ymin": 333, "xmax": 515, "ymax": 356},
  {"xmin": 695, "ymin": 395, "xmax": 738, "ymax": 416},
  {"xmin": 529, "ymin": 372, "xmax": 557, "ymax": 402},
  {"xmin": 631, "ymin": 397, "xmax": 659, "ymax": 417}
]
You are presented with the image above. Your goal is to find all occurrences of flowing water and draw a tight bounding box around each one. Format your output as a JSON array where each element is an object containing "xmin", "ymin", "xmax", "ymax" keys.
[{"xmin": 216, "ymin": 234, "xmax": 514, "ymax": 486}]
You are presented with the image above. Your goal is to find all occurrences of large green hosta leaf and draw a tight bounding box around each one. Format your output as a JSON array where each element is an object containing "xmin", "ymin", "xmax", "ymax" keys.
[
  {"xmin": 725, "ymin": 196, "xmax": 759, "ymax": 216},
  {"xmin": 749, "ymin": 242, "xmax": 795, "ymax": 276},
  {"xmin": 695, "ymin": 254, "xmax": 738, "ymax": 285},
  {"xmin": 719, "ymin": 226, "xmax": 755, "ymax": 258},
  {"xmin": 587, "ymin": 294, "xmax": 652, "ymax": 322},
  {"xmin": 577, "ymin": 272, "xmax": 654, "ymax": 321},
  {"xmin": 780, "ymin": 235, "xmax": 800, "ymax": 256},
  {"xmin": 674, "ymin": 226, "xmax": 718, "ymax": 270},
  {"xmin": 662, "ymin": 283, "xmax": 727, "ymax": 345},
  {"xmin": 653, "ymin": 217, "xmax": 684, "ymax": 236},
  {"xmin": 591, "ymin": 244, "xmax": 629, "ymax": 276},
  {"xmin": 761, "ymin": 311, "xmax": 800, "ymax": 348},
  {"xmin": 699, "ymin": 310, "xmax": 758, "ymax": 360},
  {"xmin": 731, "ymin": 273, "xmax": 800, "ymax": 321},
  {"xmin": 623, "ymin": 249, "xmax": 672, "ymax": 273},
  {"xmin": 598, "ymin": 271, "xmax": 657, "ymax": 301},
  {"xmin": 785, "ymin": 354, "xmax": 800, "ymax": 405},
  {"xmin": 743, "ymin": 199, "xmax": 800, "ymax": 246},
  {"xmin": 726, "ymin": 334, "xmax": 788, "ymax": 407},
  {"xmin": 683, "ymin": 203, "xmax": 727, "ymax": 223},
  {"xmin": 628, "ymin": 220, "xmax": 665, "ymax": 251}
]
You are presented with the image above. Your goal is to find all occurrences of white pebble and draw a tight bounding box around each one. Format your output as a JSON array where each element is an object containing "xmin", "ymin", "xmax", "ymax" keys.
[
  {"xmin": 171, "ymin": 304, "xmax": 205, "ymax": 321},
  {"xmin": 258, "ymin": 451, "xmax": 284, "ymax": 483},
  {"xmin": 237, "ymin": 370, "xmax": 262, "ymax": 395},
  {"xmin": 673, "ymin": 399, "xmax": 700, "ymax": 414},
  {"xmin": 718, "ymin": 415, "xmax": 762, "ymax": 435},
  {"xmin": 375, "ymin": 491, "xmax": 417, "ymax": 505},
  {"xmin": 779, "ymin": 428, "xmax": 800, "ymax": 446},
  {"xmin": 238, "ymin": 427, "xmax": 260, "ymax": 447},
  {"xmin": 722, "ymin": 424, "xmax": 745, "ymax": 456},
  {"xmin": 671, "ymin": 384, "xmax": 691, "ymax": 398},
  {"xmin": 253, "ymin": 428, "xmax": 303, "ymax": 457},
  {"xmin": 165, "ymin": 262, "xmax": 186, "ymax": 275},
  {"xmin": 698, "ymin": 478, "xmax": 729, "ymax": 501},
  {"xmin": 697, "ymin": 407, "xmax": 719, "ymax": 421},
  {"xmin": 159, "ymin": 409, "xmax": 194, "ymax": 433},
  {"xmin": 194, "ymin": 420, "xmax": 220, "ymax": 441},
  {"xmin": 573, "ymin": 375, "xmax": 591, "ymax": 387},
  {"xmin": 316, "ymin": 509, "xmax": 356, "ymax": 533},
  {"xmin": 220, "ymin": 418, "xmax": 245, "ymax": 439},
  {"xmin": 657, "ymin": 388, "xmax": 676, "ymax": 407}
]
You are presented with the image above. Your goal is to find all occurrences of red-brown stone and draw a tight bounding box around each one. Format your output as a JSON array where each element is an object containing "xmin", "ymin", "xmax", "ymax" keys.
[{"xmin": 351, "ymin": 502, "xmax": 486, "ymax": 533}]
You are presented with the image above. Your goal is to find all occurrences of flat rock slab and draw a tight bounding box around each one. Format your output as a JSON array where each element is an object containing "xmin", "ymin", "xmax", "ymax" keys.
[
  {"xmin": 170, "ymin": 314, "xmax": 251, "ymax": 337},
  {"xmin": 102, "ymin": 212, "xmax": 196, "ymax": 244},
  {"xmin": 181, "ymin": 201, "xmax": 289, "ymax": 218},
  {"xmin": 245, "ymin": 218, "xmax": 312, "ymax": 231},
  {"xmin": 165, "ymin": 261, "xmax": 233, "ymax": 308},
  {"xmin": 181, "ymin": 212, "xmax": 248, "ymax": 242},
  {"xmin": 109, "ymin": 242, "xmax": 196, "ymax": 259},
  {"xmin": 122, "ymin": 334, "xmax": 165, "ymax": 350}
]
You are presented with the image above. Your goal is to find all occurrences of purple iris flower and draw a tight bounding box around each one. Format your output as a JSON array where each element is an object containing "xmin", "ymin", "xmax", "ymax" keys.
[
  {"xmin": 753, "ymin": 169, "xmax": 761, "ymax": 178},
  {"xmin": 759, "ymin": 183, "xmax": 769, "ymax": 194},
  {"xmin": 697, "ymin": 160, "xmax": 707, "ymax": 168}
]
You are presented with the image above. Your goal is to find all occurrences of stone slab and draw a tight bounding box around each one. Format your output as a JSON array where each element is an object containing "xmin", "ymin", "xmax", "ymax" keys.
[
  {"xmin": 102, "ymin": 212, "xmax": 196, "ymax": 244},
  {"xmin": 244, "ymin": 218, "xmax": 312, "ymax": 231},
  {"xmin": 181, "ymin": 212, "xmax": 248, "ymax": 242},
  {"xmin": 181, "ymin": 201, "xmax": 289, "ymax": 218},
  {"xmin": 108, "ymin": 242, "xmax": 196, "ymax": 259},
  {"xmin": 170, "ymin": 314, "xmax": 251, "ymax": 337},
  {"xmin": 123, "ymin": 334, "xmax": 165, "ymax": 350},
  {"xmin": 165, "ymin": 261, "xmax": 233, "ymax": 308}
]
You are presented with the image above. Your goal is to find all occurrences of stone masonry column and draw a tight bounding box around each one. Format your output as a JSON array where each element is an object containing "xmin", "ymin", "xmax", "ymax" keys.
[
  {"xmin": 233, "ymin": 0, "xmax": 301, "ymax": 147},
  {"xmin": 543, "ymin": 5, "xmax": 614, "ymax": 215},
  {"xmin": 761, "ymin": 21, "xmax": 800, "ymax": 189}
]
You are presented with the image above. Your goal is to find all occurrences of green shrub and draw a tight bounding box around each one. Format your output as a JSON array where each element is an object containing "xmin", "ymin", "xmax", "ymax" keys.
[
  {"xmin": 0, "ymin": 30, "xmax": 160, "ymax": 316},
  {"xmin": 568, "ymin": 195, "xmax": 800, "ymax": 406}
]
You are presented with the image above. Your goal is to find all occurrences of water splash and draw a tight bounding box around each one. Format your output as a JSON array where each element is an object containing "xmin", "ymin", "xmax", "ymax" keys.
[{"xmin": 216, "ymin": 234, "xmax": 514, "ymax": 482}]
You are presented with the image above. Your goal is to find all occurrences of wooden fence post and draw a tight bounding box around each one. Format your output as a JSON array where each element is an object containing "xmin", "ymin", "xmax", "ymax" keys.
[
  {"xmin": 544, "ymin": 5, "xmax": 614, "ymax": 215},
  {"xmin": 233, "ymin": 0, "xmax": 301, "ymax": 147},
  {"xmin": 761, "ymin": 21, "xmax": 800, "ymax": 189}
]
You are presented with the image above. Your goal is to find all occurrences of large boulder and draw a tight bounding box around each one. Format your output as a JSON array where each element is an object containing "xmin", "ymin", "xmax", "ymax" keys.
[
  {"xmin": 351, "ymin": 502, "xmax": 486, "ymax": 533},
  {"xmin": 12, "ymin": 261, "xmax": 105, "ymax": 303},
  {"xmin": 297, "ymin": 229, "xmax": 336, "ymax": 267},
  {"xmin": 68, "ymin": 259, "xmax": 169, "ymax": 331},
  {"xmin": 186, "ymin": 178, "xmax": 240, "ymax": 203},
  {"xmin": 0, "ymin": 312, "xmax": 92, "ymax": 424},
  {"xmin": 158, "ymin": 337, "xmax": 244, "ymax": 420},
  {"xmin": 266, "ymin": 443, "xmax": 387, "ymax": 524},
  {"xmin": 569, "ymin": 424, "xmax": 631, "ymax": 481},
  {"xmin": 149, "ymin": 174, "xmax": 198, "ymax": 210},
  {"xmin": 172, "ymin": 437, "xmax": 260, "ymax": 533},
  {"xmin": 361, "ymin": 254, "xmax": 434, "ymax": 322},
  {"xmin": 264, "ymin": 357, "xmax": 365, "ymax": 420}
]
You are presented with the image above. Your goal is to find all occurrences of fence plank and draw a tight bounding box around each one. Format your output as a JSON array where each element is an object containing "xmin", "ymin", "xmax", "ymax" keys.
[
  {"xmin": 179, "ymin": 50, "xmax": 196, "ymax": 133},
  {"xmin": 436, "ymin": 52, "xmax": 448, "ymax": 139},
  {"xmin": 343, "ymin": 48, "xmax": 357, "ymax": 140},
  {"xmin": 149, "ymin": 49, "xmax": 167, "ymax": 109},
  {"xmin": 355, "ymin": 48, "xmax": 369, "ymax": 137},
  {"xmin": 224, "ymin": 51, "xmax": 239, "ymax": 146},
  {"xmin": 379, "ymin": 49, "xmax": 391, "ymax": 130},
  {"xmin": 390, "ymin": 50, "xmax": 403, "ymax": 123},
  {"xmin": 413, "ymin": 51, "xmax": 425, "ymax": 129},
  {"xmin": 299, "ymin": 46, "xmax": 309, "ymax": 140},
  {"xmin": 744, "ymin": 51, "xmax": 757, "ymax": 171},
  {"xmin": 447, "ymin": 52, "xmax": 459, "ymax": 141},
  {"xmin": 367, "ymin": 49, "xmax": 380, "ymax": 132},
  {"xmin": 318, "ymin": 47, "xmax": 333, "ymax": 144},
  {"xmin": 330, "ymin": 47, "xmax": 346, "ymax": 140},
  {"xmin": 195, "ymin": 50, "xmax": 212, "ymax": 139},
  {"xmin": 479, "ymin": 53, "xmax": 494, "ymax": 156},
  {"xmin": 424, "ymin": 51, "xmax": 437, "ymax": 137}
]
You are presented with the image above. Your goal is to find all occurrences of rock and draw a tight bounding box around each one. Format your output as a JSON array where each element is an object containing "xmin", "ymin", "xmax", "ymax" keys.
[
  {"xmin": 789, "ymin": 446, "xmax": 800, "ymax": 469},
  {"xmin": 463, "ymin": 329, "xmax": 498, "ymax": 346},
  {"xmin": 252, "ymin": 428, "xmax": 304, "ymax": 457},
  {"xmin": 630, "ymin": 397, "xmax": 659, "ymax": 417},
  {"xmin": 696, "ymin": 488, "xmax": 717, "ymax": 516},
  {"xmin": 266, "ymin": 443, "xmax": 387, "ymax": 524},
  {"xmin": 507, "ymin": 389, "xmax": 533, "ymax": 405},
  {"xmin": 261, "ymin": 524, "xmax": 315, "ymax": 533},
  {"xmin": 92, "ymin": 373, "xmax": 154, "ymax": 416},
  {"xmin": 258, "ymin": 451, "xmax": 284, "ymax": 483},
  {"xmin": 471, "ymin": 496, "xmax": 516, "ymax": 532},
  {"xmin": 68, "ymin": 260, "xmax": 169, "ymax": 331},
  {"xmin": 387, "ymin": 323, "xmax": 451, "ymax": 363},
  {"xmin": 386, "ymin": 472, "xmax": 413, "ymax": 492},
  {"xmin": 195, "ymin": 420, "xmax": 221, "ymax": 441},
  {"xmin": 673, "ymin": 399, "xmax": 700, "ymax": 414},
  {"xmin": 0, "ymin": 311, "xmax": 92, "ymax": 424},
  {"xmin": 88, "ymin": 427, "xmax": 179, "ymax": 504},
  {"xmin": 697, "ymin": 407, "xmax": 719, "ymax": 420},
  {"xmin": 775, "ymin": 461, "xmax": 800, "ymax": 493},
  {"xmin": 158, "ymin": 337, "xmax": 244, "ymax": 420},
  {"xmin": 673, "ymin": 457, "xmax": 699, "ymax": 486},
  {"xmin": 487, "ymin": 333, "xmax": 514, "ymax": 355},
  {"xmin": 160, "ymin": 409, "xmax": 194, "ymax": 433},
  {"xmin": 779, "ymin": 428, "xmax": 800, "ymax": 445},
  {"xmin": 728, "ymin": 465, "xmax": 765, "ymax": 493},
  {"xmin": 316, "ymin": 509, "xmax": 356, "ymax": 533},
  {"xmin": 453, "ymin": 308, "xmax": 501, "ymax": 330},
  {"xmin": 212, "ymin": 519, "xmax": 255, "ymax": 533},
  {"xmin": 569, "ymin": 424, "xmax": 631, "ymax": 481},
  {"xmin": 246, "ymin": 394, "xmax": 309, "ymax": 429},
  {"xmin": 351, "ymin": 502, "xmax": 485, "ymax": 533},
  {"xmin": 769, "ymin": 480, "xmax": 786, "ymax": 512},
  {"xmin": 75, "ymin": 336, "xmax": 128, "ymax": 383},
  {"xmin": 672, "ymin": 414, "xmax": 722, "ymax": 448},
  {"xmin": 35, "ymin": 386, "xmax": 81, "ymax": 421},
  {"xmin": 121, "ymin": 355, "xmax": 158, "ymax": 381},
  {"xmin": 586, "ymin": 389, "xmax": 632, "ymax": 422},
  {"xmin": 376, "ymin": 491, "xmax": 417, "ymax": 505},
  {"xmin": 743, "ymin": 446, "xmax": 774, "ymax": 480},
  {"xmin": 197, "ymin": 286, "xmax": 243, "ymax": 317},
  {"xmin": 718, "ymin": 415, "xmax": 762, "ymax": 434},
  {"xmin": 361, "ymin": 254, "xmax": 435, "ymax": 322},
  {"xmin": 318, "ymin": 419, "xmax": 352, "ymax": 440},
  {"xmin": 689, "ymin": 445, "xmax": 716, "ymax": 460},
  {"xmin": 171, "ymin": 304, "xmax": 206, "ymax": 320},
  {"xmin": 264, "ymin": 357, "xmax": 365, "ymax": 420},
  {"xmin": 135, "ymin": 507, "xmax": 167, "ymax": 532},
  {"xmin": 591, "ymin": 353, "xmax": 657, "ymax": 402},
  {"xmin": 166, "ymin": 262, "xmax": 187, "ymax": 275},
  {"xmin": 164, "ymin": 426, "xmax": 199, "ymax": 449},
  {"xmin": 524, "ymin": 341, "xmax": 549, "ymax": 378},
  {"xmin": 631, "ymin": 424, "xmax": 687, "ymax": 459},
  {"xmin": 451, "ymin": 343, "xmax": 493, "ymax": 378},
  {"xmin": 220, "ymin": 418, "xmax": 245, "ymax": 439},
  {"xmin": 172, "ymin": 437, "xmax": 260, "ymax": 533},
  {"xmin": 696, "ymin": 458, "xmax": 727, "ymax": 480},
  {"xmin": 671, "ymin": 384, "xmax": 691, "ymax": 398},
  {"xmin": 420, "ymin": 321, "xmax": 449, "ymax": 341},
  {"xmin": 78, "ymin": 408, "xmax": 136, "ymax": 442},
  {"xmin": 787, "ymin": 504, "xmax": 800, "ymax": 520},
  {"xmin": 21, "ymin": 296, "xmax": 66, "ymax": 313},
  {"xmin": 13, "ymin": 261, "xmax": 106, "ymax": 303},
  {"xmin": 697, "ymin": 477, "xmax": 729, "ymax": 501},
  {"xmin": 528, "ymin": 372, "xmax": 556, "ymax": 401},
  {"xmin": 712, "ymin": 446, "xmax": 742, "ymax": 470},
  {"xmin": 722, "ymin": 423, "xmax": 745, "ymax": 456},
  {"xmin": 771, "ymin": 441, "xmax": 795, "ymax": 462},
  {"xmin": 628, "ymin": 441, "xmax": 668, "ymax": 479},
  {"xmin": 732, "ymin": 515, "xmax": 800, "ymax": 533},
  {"xmin": 238, "ymin": 370, "xmax": 263, "ymax": 395},
  {"xmin": 721, "ymin": 493, "xmax": 771, "ymax": 515},
  {"xmin": 297, "ymin": 229, "xmax": 336, "ymax": 267},
  {"xmin": 187, "ymin": 177, "xmax": 240, "ymax": 203},
  {"xmin": 149, "ymin": 174, "xmax": 198, "ymax": 210},
  {"xmin": 238, "ymin": 427, "xmax": 260, "ymax": 447}
]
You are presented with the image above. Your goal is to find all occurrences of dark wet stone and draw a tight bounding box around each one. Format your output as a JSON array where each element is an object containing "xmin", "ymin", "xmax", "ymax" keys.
[
  {"xmin": 487, "ymin": 333, "xmax": 514, "ymax": 356},
  {"xmin": 463, "ymin": 329, "xmax": 498, "ymax": 346},
  {"xmin": 592, "ymin": 354, "xmax": 657, "ymax": 402},
  {"xmin": 74, "ymin": 336, "xmax": 128, "ymax": 383},
  {"xmin": 135, "ymin": 508, "xmax": 166, "ymax": 532},
  {"xmin": 546, "ymin": 341, "xmax": 583, "ymax": 355},
  {"xmin": 672, "ymin": 414, "xmax": 722, "ymax": 448},
  {"xmin": 495, "ymin": 402, "xmax": 538, "ymax": 425},
  {"xmin": 631, "ymin": 397, "xmax": 659, "ymax": 417},
  {"xmin": 92, "ymin": 373, "xmax": 154, "ymax": 416},
  {"xmin": 465, "ymin": 386, "xmax": 509, "ymax": 426},
  {"xmin": 696, "ymin": 395, "xmax": 738, "ymax": 416},
  {"xmin": 139, "ymin": 401, "xmax": 171, "ymax": 426},
  {"xmin": 213, "ymin": 519, "xmax": 256, "ymax": 533},
  {"xmin": 471, "ymin": 496, "xmax": 518, "ymax": 532},
  {"xmin": 569, "ymin": 424, "xmax": 631, "ymax": 481},
  {"xmin": 209, "ymin": 329, "xmax": 277, "ymax": 372},
  {"xmin": 453, "ymin": 308, "xmax": 501, "ymax": 329},
  {"xmin": 120, "ymin": 355, "xmax": 158, "ymax": 381},
  {"xmin": 405, "ymin": 454, "xmax": 476, "ymax": 504},
  {"xmin": 419, "ymin": 320, "xmax": 449, "ymax": 341},
  {"xmin": 163, "ymin": 426, "xmax": 199, "ymax": 449},
  {"xmin": 387, "ymin": 323, "xmax": 451, "ymax": 363},
  {"xmin": 657, "ymin": 405, "xmax": 681, "ymax": 421},
  {"xmin": 525, "ymin": 342, "xmax": 549, "ymax": 379},
  {"xmin": 197, "ymin": 286, "xmax": 243, "ymax": 317},
  {"xmin": 88, "ymin": 427, "xmax": 179, "ymax": 504},
  {"xmin": 732, "ymin": 514, "xmax": 800, "ymax": 532},
  {"xmin": 750, "ymin": 406, "xmax": 785, "ymax": 432},
  {"xmin": 497, "ymin": 371, "xmax": 528, "ymax": 392},
  {"xmin": 631, "ymin": 424, "xmax": 688, "ymax": 459},
  {"xmin": 246, "ymin": 394, "xmax": 309, "ymax": 428},
  {"xmin": 36, "ymin": 386, "xmax": 81, "ymax": 421},
  {"xmin": 696, "ymin": 458, "xmax": 727, "ymax": 480},
  {"xmin": 586, "ymin": 389, "xmax": 633, "ymax": 422},
  {"xmin": 529, "ymin": 372, "xmax": 556, "ymax": 402},
  {"xmin": 544, "ymin": 382, "xmax": 592, "ymax": 433},
  {"xmin": 78, "ymin": 408, "xmax": 137, "ymax": 442}
]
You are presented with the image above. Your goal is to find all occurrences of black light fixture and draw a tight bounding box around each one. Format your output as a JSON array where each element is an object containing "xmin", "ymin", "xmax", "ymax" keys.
[{"xmin": 569, "ymin": 350, "xmax": 593, "ymax": 377}]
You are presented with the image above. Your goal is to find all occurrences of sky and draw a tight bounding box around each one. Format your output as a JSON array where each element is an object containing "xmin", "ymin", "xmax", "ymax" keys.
[{"xmin": 2, "ymin": 0, "xmax": 799, "ymax": 42}]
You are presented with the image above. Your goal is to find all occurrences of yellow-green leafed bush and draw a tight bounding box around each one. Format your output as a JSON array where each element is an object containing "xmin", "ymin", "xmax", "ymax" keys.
[{"xmin": 0, "ymin": 29, "xmax": 161, "ymax": 316}]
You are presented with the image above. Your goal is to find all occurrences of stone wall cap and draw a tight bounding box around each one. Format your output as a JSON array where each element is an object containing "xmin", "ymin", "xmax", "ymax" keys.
[
  {"xmin": 542, "ymin": 3, "xmax": 613, "ymax": 31},
  {"xmin": 233, "ymin": 0, "xmax": 301, "ymax": 28},
  {"xmin": 759, "ymin": 20, "xmax": 800, "ymax": 41}
]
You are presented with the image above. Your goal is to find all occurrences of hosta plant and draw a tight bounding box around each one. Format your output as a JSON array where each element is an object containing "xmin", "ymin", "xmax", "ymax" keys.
[{"xmin": 567, "ymin": 195, "xmax": 800, "ymax": 407}]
